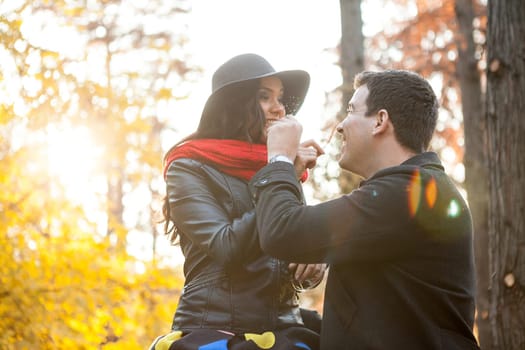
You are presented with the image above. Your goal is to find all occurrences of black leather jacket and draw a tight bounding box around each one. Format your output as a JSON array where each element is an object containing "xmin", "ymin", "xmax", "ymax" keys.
[{"xmin": 165, "ymin": 158, "xmax": 304, "ymax": 333}]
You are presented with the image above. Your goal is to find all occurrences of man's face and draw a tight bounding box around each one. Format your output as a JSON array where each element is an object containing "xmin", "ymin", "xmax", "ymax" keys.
[{"xmin": 336, "ymin": 85, "xmax": 375, "ymax": 175}]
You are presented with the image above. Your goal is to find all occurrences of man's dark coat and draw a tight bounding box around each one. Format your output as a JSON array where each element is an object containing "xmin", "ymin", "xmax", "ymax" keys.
[{"xmin": 251, "ymin": 152, "xmax": 479, "ymax": 350}]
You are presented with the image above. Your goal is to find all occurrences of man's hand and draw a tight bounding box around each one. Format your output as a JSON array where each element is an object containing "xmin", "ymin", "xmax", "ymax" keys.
[{"xmin": 267, "ymin": 116, "xmax": 303, "ymax": 161}]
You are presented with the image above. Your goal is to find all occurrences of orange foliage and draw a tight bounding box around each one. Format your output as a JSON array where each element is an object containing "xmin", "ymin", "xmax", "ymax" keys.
[
  {"xmin": 365, "ymin": 0, "xmax": 486, "ymax": 177},
  {"xmin": 1, "ymin": 1, "xmax": 192, "ymax": 348}
]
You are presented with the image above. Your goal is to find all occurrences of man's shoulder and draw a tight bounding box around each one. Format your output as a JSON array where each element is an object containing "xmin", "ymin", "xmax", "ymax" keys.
[{"xmin": 366, "ymin": 152, "xmax": 444, "ymax": 182}]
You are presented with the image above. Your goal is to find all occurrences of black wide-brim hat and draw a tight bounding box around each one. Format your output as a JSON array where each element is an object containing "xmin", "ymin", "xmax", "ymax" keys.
[{"xmin": 200, "ymin": 53, "xmax": 310, "ymax": 121}]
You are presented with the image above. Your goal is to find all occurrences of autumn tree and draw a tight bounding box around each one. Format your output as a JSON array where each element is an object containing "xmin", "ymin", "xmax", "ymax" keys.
[
  {"xmin": 43, "ymin": 0, "xmax": 196, "ymax": 253},
  {"xmin": 0, "ymin": 1, "xmax": 196, "ymax": 348},
  {"xmin": 484, "ymin": 0, "xmax": 525, "ymax": 348},
  {"xmin": 454, "ymin": 0, "xmax": 490, "ymax": 346},
  {"xmin": 3, "ymin": 0, "xmax": 197, "ymax": 254}
]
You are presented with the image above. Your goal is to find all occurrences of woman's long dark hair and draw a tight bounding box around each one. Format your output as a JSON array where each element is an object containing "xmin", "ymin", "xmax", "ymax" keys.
[{"xmin": 162, "ymin": 79, "xmax": 266, "ymax": 243}]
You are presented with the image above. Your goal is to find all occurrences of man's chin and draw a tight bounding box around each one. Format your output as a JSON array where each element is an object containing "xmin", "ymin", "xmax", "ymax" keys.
[{"xmin": 339, "ymin": 157, "xmax": 355, "ymax": 173}]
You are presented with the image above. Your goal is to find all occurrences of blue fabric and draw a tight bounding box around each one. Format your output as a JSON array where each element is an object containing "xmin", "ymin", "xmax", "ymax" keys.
[
  {"xmin": 199, "ymin": 339, "xmax": 229, "ymax": 350},
  {"xmin": 294, "ymin": 342, "xmax": 311, "ymax": 350}
]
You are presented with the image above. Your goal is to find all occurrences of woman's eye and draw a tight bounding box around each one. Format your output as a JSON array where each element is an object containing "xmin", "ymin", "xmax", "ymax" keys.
[
  {"xmin": 257, "ymin": 92, "xmax": 284, "ymax": 105},
  {"xmin": 258, "ymin": 93, "xmax": 269, "ymax": 100}
]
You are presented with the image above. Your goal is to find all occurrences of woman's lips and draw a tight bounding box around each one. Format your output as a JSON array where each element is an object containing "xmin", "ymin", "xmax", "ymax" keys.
[{"xmin": 266, "ymin": 119, "xmax": 278, "ymax": 127}]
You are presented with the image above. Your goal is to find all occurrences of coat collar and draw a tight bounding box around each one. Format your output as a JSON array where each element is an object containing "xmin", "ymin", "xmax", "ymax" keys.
[{"xmin": 361, "ymin": 152, "xmax": 444, "ymax": 186}]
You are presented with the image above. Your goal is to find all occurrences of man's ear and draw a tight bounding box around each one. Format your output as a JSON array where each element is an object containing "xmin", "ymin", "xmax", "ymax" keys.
[{"xmin": 372, "ymin": 109, "xmax": 389, "ymax": 135}]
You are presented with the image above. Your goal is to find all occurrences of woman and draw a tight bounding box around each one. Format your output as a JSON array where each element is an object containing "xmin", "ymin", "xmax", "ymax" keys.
[{"xmin": 151, "ymin": 54, "xmax": 325, "ymax": 350}]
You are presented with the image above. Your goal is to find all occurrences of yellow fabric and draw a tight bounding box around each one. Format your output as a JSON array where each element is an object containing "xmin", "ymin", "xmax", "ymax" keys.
[
  {"xmin": 154, "ymin": 331, "xmax": 183, "ymax": 350},
  {"xmin": 244, "ymin": 331, "xmax": 276, "ymax": 349}
]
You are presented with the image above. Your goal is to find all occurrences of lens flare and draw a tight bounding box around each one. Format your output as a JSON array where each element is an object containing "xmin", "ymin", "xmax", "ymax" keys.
[
  {"xmin": 408, "ymin": 170, "xmax": 438, "ymax": 217},
  {"xmin": 447, "ymin": 199, "xmax": 460, "ymax": 218},
  {"xmin": 425, "ymin": 177, "xmax": 437, "ymax": 209},
  {"xmin": 408, "ymin": 170, "xmax": 421, "ymax": 217}
]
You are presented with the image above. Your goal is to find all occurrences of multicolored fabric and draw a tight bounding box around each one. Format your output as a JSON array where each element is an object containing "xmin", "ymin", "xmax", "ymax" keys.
[{"xmin": 149, "ymin": 327, "xmax": 319, "ymax": 350}]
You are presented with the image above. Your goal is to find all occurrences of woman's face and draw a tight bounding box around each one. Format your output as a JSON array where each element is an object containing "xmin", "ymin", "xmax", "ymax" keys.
[{"xmin": 257, "ymin": 76, "xmax": 286, "ymax": 142}]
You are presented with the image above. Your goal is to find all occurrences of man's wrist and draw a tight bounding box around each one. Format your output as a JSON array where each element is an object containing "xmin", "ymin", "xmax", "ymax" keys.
[{"xmin": 268, "ymin": 154, "xmax": 294, "ymax": 165}]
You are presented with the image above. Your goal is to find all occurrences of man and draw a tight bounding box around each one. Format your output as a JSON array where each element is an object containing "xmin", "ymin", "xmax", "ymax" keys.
[{"xmin": 250, "ymin": 70, "xmax": 479, "ymax": 349}]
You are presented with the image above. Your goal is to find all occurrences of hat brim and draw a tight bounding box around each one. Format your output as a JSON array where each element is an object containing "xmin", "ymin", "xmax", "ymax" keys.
[{"xmin": 201, "ymin": 69, "xmax": 310, "ymax": 121}]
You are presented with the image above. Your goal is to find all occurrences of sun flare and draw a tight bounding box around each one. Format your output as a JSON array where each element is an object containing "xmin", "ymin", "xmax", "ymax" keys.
[{"xmin": 46, "ymin": 124, "xmax": 104, "ymax": 200}]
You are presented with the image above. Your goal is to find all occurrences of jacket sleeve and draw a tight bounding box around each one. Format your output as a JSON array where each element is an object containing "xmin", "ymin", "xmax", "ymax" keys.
[
  {"xmin": 166, "ymin": 158, "xmax": 260, "ymax": 265},
  {"xmin": 250, "ymin": 162, "xmax": 451, "ymax": 264}
]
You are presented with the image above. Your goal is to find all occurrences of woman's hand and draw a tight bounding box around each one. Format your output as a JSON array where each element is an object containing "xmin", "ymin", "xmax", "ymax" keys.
[
  {"xmin": 294, "ymin": 139, "xmax": 324, "ymax": 180},
  {"xmin": 288, "ymin": 262, "xmax": 328, "ymax": 290}
]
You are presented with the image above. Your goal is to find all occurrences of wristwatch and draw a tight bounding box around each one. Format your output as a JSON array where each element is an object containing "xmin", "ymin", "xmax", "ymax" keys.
[{"xmin": 268, "ymin": 154, "xmax": 294, "ymax": 164}]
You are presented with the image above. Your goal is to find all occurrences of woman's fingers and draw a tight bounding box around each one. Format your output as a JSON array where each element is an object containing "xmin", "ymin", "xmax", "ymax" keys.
[
  {"xmin": 291, "ymin": 263, "xmax": 327, "ymax": 282},
  {"xmin": 299, "ymin": 139, "xmax": 325, "ymax": 156}
]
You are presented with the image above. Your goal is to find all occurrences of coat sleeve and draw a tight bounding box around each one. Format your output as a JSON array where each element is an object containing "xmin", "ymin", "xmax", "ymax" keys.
[
  {"xmin": 166, "ymin": 159, "xmax": 260, "ymax": 265},
  {"xmin": 250, "ymin": 162, "xmax": 438, "ymax": 264}
]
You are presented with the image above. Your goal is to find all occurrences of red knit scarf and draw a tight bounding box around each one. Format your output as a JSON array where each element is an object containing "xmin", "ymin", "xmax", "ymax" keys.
[{"xmin": 163, "ymin": 139, "xmax": 308, "ymax": 182}]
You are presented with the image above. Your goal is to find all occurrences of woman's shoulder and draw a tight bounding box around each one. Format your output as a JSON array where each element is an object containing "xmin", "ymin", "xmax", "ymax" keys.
[
  {"xmin": 165, "ymin": 158, "xmax": 227, "ymax": 184},
  {"xmin": 167, "ymin": 157, "xmax": 205, "ymax": 170},
  {"xmin": 165, "ymin": 158, "xmax": 209, "ymax": 183}
]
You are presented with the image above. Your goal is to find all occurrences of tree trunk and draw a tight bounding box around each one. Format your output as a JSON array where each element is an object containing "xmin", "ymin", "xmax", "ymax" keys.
[
  {"xmin": 338, "ymin": 0, "xmax": 365, "ymax": 192},
  {"xmin": 454, "ymin": 0, "xmax": 489, "ymax": 347},
  {"xmin": 485, "ymin": 0, "xmax": 525, "ymax": 348},
  {"xmin": 104, "ymin": 32, "xmax": 126, "ymax": 252},
  {"xmin": 339, "ymin": 0, "xmax": 364, "ymax": 118}
]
